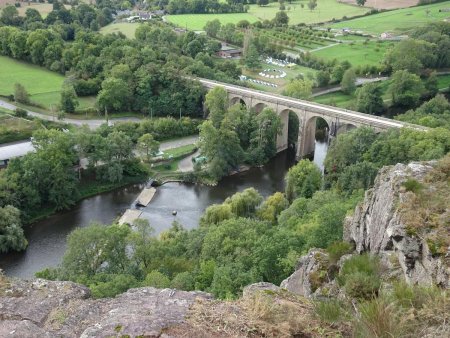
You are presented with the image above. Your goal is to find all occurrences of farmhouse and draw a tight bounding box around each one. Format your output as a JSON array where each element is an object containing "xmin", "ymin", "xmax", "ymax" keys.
[{"xmin": 217, "ymin": 44, "xmax": 242, "ymax": 59}]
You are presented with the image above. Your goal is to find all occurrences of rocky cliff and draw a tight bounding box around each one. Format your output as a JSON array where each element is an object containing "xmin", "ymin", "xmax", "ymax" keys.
[
  {"xmin": 282, "ymin": 160, "xmax": 450, "ymax": 297},
  {"xmin": 344, "ymin": 161, "xmax": 449, "ymax": 288}
]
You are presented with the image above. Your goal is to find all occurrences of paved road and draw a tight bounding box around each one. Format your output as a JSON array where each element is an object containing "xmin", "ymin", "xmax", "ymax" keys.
[
  {"xmin": 1, "ymin": 136, "xmax": 199, "ymax": 163},
  {"xmin": 311, "ymin": 77, "xmax": 389, "ymax": 97},
  {"xmin": 0, "ymin": 100, "xmax": 140, "ymax": 129},
  {"xmin": 178, "ymin": 149, "xmax": 200, "ymax": 172}
]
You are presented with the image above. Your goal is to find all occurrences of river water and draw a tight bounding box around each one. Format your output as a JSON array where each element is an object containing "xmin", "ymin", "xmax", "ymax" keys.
[{"xmin": 0, "ymin": 141, "xmax": 328, "ymax": 278}]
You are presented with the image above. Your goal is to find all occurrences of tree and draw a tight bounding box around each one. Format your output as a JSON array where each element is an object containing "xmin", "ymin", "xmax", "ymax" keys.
[
  {"xmin": 14, "ymin": 83, "xmax": 30, "ymax": 104},
  {"xmin": 273, "ymin": 11, "xmax": 289, "ymax": 26},
  {"xmin": 356, "ymin": 83, "xmax": 384, "ymax": 115},
  {"xmin": 97, "ymin": 77, "xmax": 131, "ymax": 113},
  {"xmin": 0, "ymin": 5, "xmax": 19, "ymax": 26},
  {"xmin": 258, "ymin": 192, "xmax": 289, "ymax": 223},
  {"xmin": 384, "ymin": 39, "xmax": 434, "ymax": 75},
  {"xmin": 249, "ymin": 108, "xmax": 282, "ymax": 163},
  {"xmin": 205, "ymin": 86, "xmax": 228, "ymax": 128},
  {"xmin": 282, "ymin": 79, "xmax": 313, "ymax": 99},
  {"xmin": 389, "ymin": 70, "xmax": 425, "ymax": 107},
  {"xmin": 60, "ymin": 84, "xmax": 79, "ymax": 114},
  {"xmin": 307, "ymin": 0, "xmax": 317, "ymax": 11},
  {"xmin": 224, "ymin": 188, "xmax": 263, "ymax": 217},
  {"xmin": 257, "ymin": 0, "xmax": 269, "ymax": 6},
  {"xmin": 340, "ymin": 68, "xmax": 357, "ymax": 94},
  {"xmin": 204, "ymin": 19, "xmax": 221, "ymax": 37},
  {"xmin": 285, "ymin": 160, "xmax": 322, "ymax": 201},
  {"xmin": 316, "ymin": 70, "xmax": 330, "ymax": 87},
  {"xmin": 143, "ymin": 270, "xmax": 171, "ymax": 288},
  {"xmin": 137, "ymin": 133, "xmax": 160, "ymax": 162},
  {"xmin": 244, "ymin": 42, "xmax": 261, "ymax": 70},
  {"xmin": 356, "ymin": 0, "xmax": 366, "ymax": 6},
  {"xmin": 0, "ymin": 205, "xmax": 27, "ymax": 253}
]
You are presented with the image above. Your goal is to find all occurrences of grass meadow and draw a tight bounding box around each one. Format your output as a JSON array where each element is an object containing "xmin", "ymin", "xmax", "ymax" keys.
[
  {"xmin": 329, "ymin": 1, "xmax": 450, "ymax": 35},
  {"xmin": 166, "ymin": 0, "xmax": 368, "ymax": 30},
  {"xmin": 100, "ymin": 22, "xmax": 142, "ymax": 38},
  {"xmin": 166, "ymin": 13, "xmax": 259, "ymax": 31},
  {"xmin": 0, "ymin": 56, "xmax": 95, "ymax": 111},
  {"xmin": 312, "ymin": 40, "xmax": 395, "ymax": 66}
]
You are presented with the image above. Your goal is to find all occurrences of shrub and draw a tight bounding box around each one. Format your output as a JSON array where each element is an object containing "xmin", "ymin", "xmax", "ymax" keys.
[
  {"xmin": 402, "ymin": 178, "xmax": 423, "ymax": 194},
  {"xmin": 338, "ymin": 254, "xmax": 381, "ymax": 300},
  {"xmin": 14, "ymin": 108, "xmax": 28, "ymax": 118},
  {"xmin": 314, "ymin": 299, "xmax": 347, "ymax": 323},
  {"xmin": 327, "ymin": 241, "xmax": 353, "ymax": 264},
  {"xmin": 344, "ymin": 272, "xmax": 380, "ymax": 299}
]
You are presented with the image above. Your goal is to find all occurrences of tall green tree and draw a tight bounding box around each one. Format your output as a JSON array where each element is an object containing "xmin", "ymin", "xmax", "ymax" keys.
[
  {"xmin": 60, "ymin": 84, "xmax": 79, "ymax": 114},
  {"xmin": 244, "ymin": 42, "xmax": 261, "ymax": 70},
  {"xmin": 340, "ymin": 68, "xmax": 356, "ymax": 94},
  {"xmin": 356, "ymin": 83, "xmax": 384, "ymax": 115},
  {"xmin": 389, "ymin": 70, "xmax": 424, "ymax": 108},
  {"xmin": 282, "ymin": 79, "xmax": 313, "ymax": 99},
  {"xmin": 205, "ymin": 86, "xmax": 228, "ymax": 128},
  {"xmin": 285, "ymin": 160, "xmax": 322, "ymax": 201},
  {"xmin": 97, "ymin": 77, "xmax": 131, "ymax": 113},
  {"xmin": 0, "ymin": 205, "xmax": 27, "ymax": 253}
]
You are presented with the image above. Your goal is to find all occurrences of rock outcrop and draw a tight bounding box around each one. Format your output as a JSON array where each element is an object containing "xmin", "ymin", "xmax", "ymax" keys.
[
  {"xmin": 282, "ymin": 161, "xmax": 449, "ymax": 297},
  {"xmin": 0, "ymin": 277, "xmax": 212, "ymax": 338},
  {"xmin": 280, "ymin": 249, "xmax": 330, "ymax": 297},
  {"xmin": 344, "ymin": 161, "xmax": 449, "ymax": 288}
]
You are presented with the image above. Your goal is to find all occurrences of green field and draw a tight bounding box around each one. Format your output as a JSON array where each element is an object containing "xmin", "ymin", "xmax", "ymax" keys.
[
  {"xmin": 166, "ymin": 13, "xmax": 259, "ymax": 31},
  {"xmin": 167, "ymin": 0, "xmax": 368, "ymax": 30},
  {"xmin": 312, "ymin": 40, "xmax": 395, "ymax": 66},
  {"xmin": 100, "ymin": 22, "xmax": 142, "ymax": 39},
  {"xmin": 329, "ymin": 1, "xmax": 450, "ymax": 35},
  {"xmin": 248, "ymin": 0, "xmax": 368, "ymax": 25},
  {"xmin": 0, "ymin": 56, "xmax": 96, "ymax": 110}
]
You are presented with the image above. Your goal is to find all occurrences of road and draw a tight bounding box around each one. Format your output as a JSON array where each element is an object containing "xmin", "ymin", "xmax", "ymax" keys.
[
  {"xmin": 311, "ymin": 77, "xmax": 389, "ymax": 97},
  {"xmin": 0, "ymin": 100, "xmax": 140, "ymax": 129},
  {"xmin": 1, "ymin": 136, "xmax": 199, "ymax": 162}
]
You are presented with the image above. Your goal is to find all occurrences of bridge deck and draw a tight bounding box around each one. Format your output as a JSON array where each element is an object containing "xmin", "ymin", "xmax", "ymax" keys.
[{"xmin": 197, "ymin": 78, "xmax": 426, "ymax": 131}]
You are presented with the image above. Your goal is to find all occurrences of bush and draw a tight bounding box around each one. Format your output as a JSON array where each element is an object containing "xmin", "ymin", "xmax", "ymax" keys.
[
  {"xmin": 327, "ymin": 241, "xmax": 353, "ymax": 264},
  {"xmin": 402, "ymin": 178, "xmax": 423, "ymax": 194},
  {"xmin": 338, "ymin": 254, "xmax": 381, "ymax": 299},
  {"xmin": 344, "ymin": 272, "xmax": 380, "ymax": 299},
  {"xmin": 14, "ymin": 108, "xmax": 28, "ymax": 118},
  {"xmin": 314, "ymin": 299, "xmax": 347, "ymax": 323}
]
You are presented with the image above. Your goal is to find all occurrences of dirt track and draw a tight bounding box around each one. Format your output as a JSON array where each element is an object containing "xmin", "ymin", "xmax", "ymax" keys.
[{"xmin": 339, "ymin": 0, "xmax": 418, "ymax": 10}]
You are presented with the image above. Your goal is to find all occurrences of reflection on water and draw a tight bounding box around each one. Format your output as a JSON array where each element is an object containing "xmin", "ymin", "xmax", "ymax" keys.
[{"xmin": 0, "ymin": 143, "xmax": 327, "ymax": 278}]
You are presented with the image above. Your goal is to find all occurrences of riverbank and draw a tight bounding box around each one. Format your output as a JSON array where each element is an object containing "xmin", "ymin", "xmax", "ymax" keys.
[{"xmin": 27, "ymin": 175, "xmax": 148, "ymax": 224}]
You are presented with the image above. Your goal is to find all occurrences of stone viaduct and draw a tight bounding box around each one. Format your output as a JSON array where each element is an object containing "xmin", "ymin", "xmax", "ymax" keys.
[{"xmin": 198, "ymin": 78, "xmax": 423, "ymax": 159}]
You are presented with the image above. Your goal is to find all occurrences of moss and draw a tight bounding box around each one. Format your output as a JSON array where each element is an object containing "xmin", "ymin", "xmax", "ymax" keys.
[{"xmin": 114, "ymin": 325, "xmax": 122, "ymax": 332}]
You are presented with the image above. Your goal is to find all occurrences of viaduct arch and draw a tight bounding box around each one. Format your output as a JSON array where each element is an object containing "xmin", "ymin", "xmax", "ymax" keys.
[{"xmin": 200, "ymin": 79, "xmax": 424, "ymax": 159}]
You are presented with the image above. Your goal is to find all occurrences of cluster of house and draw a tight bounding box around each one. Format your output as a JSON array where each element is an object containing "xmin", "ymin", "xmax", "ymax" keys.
[{"xmin": 258, "ymin": 68, "xmax": 287, "ymax": 79}]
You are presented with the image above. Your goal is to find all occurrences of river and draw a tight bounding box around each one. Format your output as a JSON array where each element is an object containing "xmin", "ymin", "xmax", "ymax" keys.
[{"xmin": 0, "ymin": 141, "xmax": 328, "ymax": 278}]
